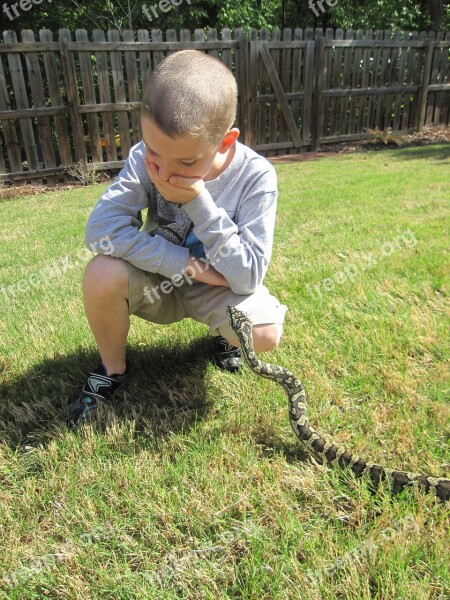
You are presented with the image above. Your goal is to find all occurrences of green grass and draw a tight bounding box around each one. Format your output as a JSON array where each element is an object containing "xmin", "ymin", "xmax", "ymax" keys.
[{"xmin": 0, "ymin": 144, "xmax": 449, "ymax": 599}]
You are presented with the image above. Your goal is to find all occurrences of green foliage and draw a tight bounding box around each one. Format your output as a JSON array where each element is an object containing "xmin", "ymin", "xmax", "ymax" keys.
[
  {"xmin": 217, "ymin": 0, "xmax": 281, "ymax": 31},
  {"xmin": 0, "ymin": 0, "xmax": 446, "ymax": 34},
  {"xmin": 327, "ymin": 0, "xmax": 431, "ymax": 31}
]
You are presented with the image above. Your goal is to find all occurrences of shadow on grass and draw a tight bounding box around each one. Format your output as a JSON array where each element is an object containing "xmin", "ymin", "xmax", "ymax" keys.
[
  {"xmin": 251, "ymin": 429, "xmax": 315, "ymax": 465},
  {"xmin": 392, "ymin": 144, "xmax": 450, "ymax": 161},
  {"xmin": 0, "ymin": 335, "xmax": 214, "ymax": 451}
]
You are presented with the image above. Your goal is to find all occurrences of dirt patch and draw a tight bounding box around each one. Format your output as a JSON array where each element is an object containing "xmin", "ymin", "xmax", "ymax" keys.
[
  {"xmin": 268, "ymin": 125, "xmax": 449, "ymax": 164},
  {"xmin": 0, "ymin": 176, "xmax": 111, "ymax": 201},
  {"xmin": 1, "ymin": 126, "xmax": 448, "ymax": 198}
]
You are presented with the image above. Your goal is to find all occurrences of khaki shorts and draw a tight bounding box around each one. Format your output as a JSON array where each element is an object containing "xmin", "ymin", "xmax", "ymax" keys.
[{"xmin": 123, "ymin": 260, "xmax": 288, "ymax": 341}]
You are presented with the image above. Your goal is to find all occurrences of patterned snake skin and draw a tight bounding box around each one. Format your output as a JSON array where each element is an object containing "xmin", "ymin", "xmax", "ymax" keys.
[{"xmin": 227, "ymin": 305, "xmax": 450, "ymax": 502}]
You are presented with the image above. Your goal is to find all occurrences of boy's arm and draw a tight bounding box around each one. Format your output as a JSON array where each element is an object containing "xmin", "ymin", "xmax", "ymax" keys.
[
  {"xmin": 183, "ymin": 165, "xmax": 278, "ymax": 295},
  {"xmin": 184, "ymin": 255, "xmax": 229, "ymax": 287},
  {"xmin": 85, "ymin": 141, "xmax": 190, "ymax": 279}
]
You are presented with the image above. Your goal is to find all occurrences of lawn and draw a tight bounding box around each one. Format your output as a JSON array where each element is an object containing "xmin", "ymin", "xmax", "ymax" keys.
[{"xmin": 0, "ymin": 144, "xmax": 449, "ymax": 599}]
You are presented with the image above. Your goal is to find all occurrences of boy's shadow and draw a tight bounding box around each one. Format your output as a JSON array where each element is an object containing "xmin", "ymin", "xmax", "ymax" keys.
[{"xmin": 0, "ymin": 336, "xmax": 214, "ymax": 451}]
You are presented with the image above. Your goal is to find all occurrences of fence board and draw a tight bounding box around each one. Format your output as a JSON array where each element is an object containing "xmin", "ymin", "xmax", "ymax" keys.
[
  {"xmin": 207, "ymin": 28, "xmax": 218, "ymax": 59},
  {"xmin": 366, "ymin": 30, "xmax": 383, "ymax": 129},
  {"xmin": 268, "ymin": 28, "xmax": 281, "ymax": 147},
  {"xmin": 221, "ymin": 28, "xmax": 232, "ymax": 71},
  {"xmin": 338, "ymin": 29, "xmax": 353, "ymax": 135},
  {"xmin": 39, "ymin": 29, "xmax": 72, "ymax": 167},
  {"xmin": 432, "ymin": 33, "xmax": 447, "ymax": 124},
  {"xmin": 108, "ymin": 29, "xmax": 132, "ymax": 159},
  {"xmin": 302, "ymin": 38, "xmax": 315, "ymax": 146},
  {"xmin": 0, "ymin": 137, "xmax": 6, "ymax": 175},
  {"xmin": 138, "ymin": 29, "xmax": 152, "ymax": 94},
  {"xmin": 166, "ymin": 29, "xmax": 177, "ymax": 54},
  {"xmin": 439, "ymin": 34, "xmax": 450, "ymax": 125},
  {"xmin": 329, "ymin": 28, "xmax": 343, "ymax": 135},
  {"xmin": 418, "ymin": 35, "xmax": 435, "ymax": 129},
  {"xmin": 322, "ymin": 28, "xmax": 333, "ymax": 139},
  {"xmin": 76, "ymin": 29, "xmax": 102, "ymax": 164},
  {"xmin": 291, "ymin": 28, "xmax": 303, "ymax": 138},
  {"xmin": 401, "ymin": 31, "xmax": 418, "ymax": 129},
  {"xmin": 427, "ymin": 31, "xmax": 441, "ymax": 124},
  {"xmin": 153, "ymin": 29, "xmax": 165, "ymax": 67},
  {"xmin": 257, "ymin": 28, "xmax": 270, "ymax": 147},
  {"xmin": 348, "ymin": 30, "xmax": 363, "ymax": 135},
  {"xmin": 376, "ymin": 31, "xmax": 393, "ymax": 128},
  {"xmin": 311, "ymin": 31, "xmax": 325, "ymax": 150},
  {"xmin": 235, "ymin": 28, "xmax": 249, "ymax": 145},
  {"xmin": 358, "ymin": 29, "xmax": 372, "ymax": 133},
  {"xmin": 0, "ymin": 49, "xmax": 22, "ymax": 173},
  {"xmin": 21, "ymin": 30, "xmax": 58, "ymax": 182},
  {"xmin": 383, "ymin": 30, "xmax": 400, "ymax": 128},
  {"xmin": 59, "ymin": 29, "xmax": 86, "ymax": 163},
  {"xmin": 93, "ymin": 29, "xmax": 117, "ymax": 163},
  {"xmin": 279, "ymin": 28, "xmax": 292, "ymax": 142},
  {"xmin": 248, "ymin": 29, "xmax": 258, "ymax": 149},
  {"xmin": 123, "ymin": 30, "xmax": 141, "ymax": 146},
  {"xmin": 4, "ymin": 30, "xmax": 40, "ymax": 178}
]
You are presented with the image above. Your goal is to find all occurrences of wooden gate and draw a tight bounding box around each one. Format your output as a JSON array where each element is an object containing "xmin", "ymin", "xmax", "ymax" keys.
[{"xmin": 244, "ymin": 31, "xmax": 316, "ymax": 154}]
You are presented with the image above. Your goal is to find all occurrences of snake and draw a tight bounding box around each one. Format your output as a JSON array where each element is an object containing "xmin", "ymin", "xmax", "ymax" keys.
[{"xmin": 226, "ymin": 305, "xmax": 450, "ymax": 503}]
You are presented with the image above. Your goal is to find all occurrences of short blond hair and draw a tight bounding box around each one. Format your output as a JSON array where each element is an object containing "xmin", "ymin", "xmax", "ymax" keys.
[{"xmin": 141, "ymin": 49, "xmax": 237, "ymax": 145}]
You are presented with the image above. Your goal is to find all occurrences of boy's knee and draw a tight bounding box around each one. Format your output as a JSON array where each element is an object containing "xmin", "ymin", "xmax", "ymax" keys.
[
  {"xmin": 83, "ymin": 255, "xmax": 128, "ymax": 298},
  {"xmin": 252, "ymin": 323, "xmax": 283, "ymax": 353}
]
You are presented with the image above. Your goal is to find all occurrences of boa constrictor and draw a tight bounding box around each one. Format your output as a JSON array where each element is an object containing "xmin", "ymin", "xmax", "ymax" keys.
[{"xmin": 227, "ymin": 305, "xmax": 449, "ymax": 503}]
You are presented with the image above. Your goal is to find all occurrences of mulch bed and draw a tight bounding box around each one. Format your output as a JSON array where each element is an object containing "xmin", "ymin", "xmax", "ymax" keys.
[
  {"xmin": 268, "ymin": 125, "xmax": 450, "ymax": 163},
  {"xmin": 1, "ymin": 126, "xmax": 448, "ymax": 200}
]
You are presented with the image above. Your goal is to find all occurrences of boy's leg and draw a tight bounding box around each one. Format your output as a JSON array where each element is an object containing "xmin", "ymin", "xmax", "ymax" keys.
[
  {"xmin": 212, "ymin": 321, "xmax": 283, "ymax": 372},
  {"xmin": 179, "ymin": 281, "xmax": 288, "ymax": 355},
  {"xmin": 212, "ymin": 335, "xmax": 242, "ymax": 372},
  {"xmin": 68, "ymin": 256, "xmax": 189, "ymax": 426},
  {"xmin": 68, "ymin": 255, "xmax": 131, "ymax": 426},
  {"xmin": 83, "ymin": 255, "xmax": 130, "ymax": 376}
]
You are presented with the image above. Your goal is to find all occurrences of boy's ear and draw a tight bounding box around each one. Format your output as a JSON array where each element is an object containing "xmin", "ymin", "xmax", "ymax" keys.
[{"xmin": 217, "ymin": 128, "xmax": 240, "ymax": 154}]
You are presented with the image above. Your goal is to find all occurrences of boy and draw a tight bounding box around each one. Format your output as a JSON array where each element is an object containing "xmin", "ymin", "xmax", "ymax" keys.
[{"xmin": 67, "ymin": 49, "xmax": 287, "ymax": 427}]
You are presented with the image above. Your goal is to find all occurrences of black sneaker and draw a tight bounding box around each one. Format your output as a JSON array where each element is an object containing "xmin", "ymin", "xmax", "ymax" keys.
[
  {"xmin": 212, "ymin": 336, "xmax": 241, "ymax": 373},
  {"xmin": 67, "ymin": 363, "xmax": 128, "ymax": 427}
]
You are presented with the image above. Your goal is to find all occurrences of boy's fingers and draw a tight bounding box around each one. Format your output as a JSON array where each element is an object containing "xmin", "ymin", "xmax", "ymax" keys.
[{"xmin": 169, "ymin": 175, "xmax": 201, "ymax": 186}]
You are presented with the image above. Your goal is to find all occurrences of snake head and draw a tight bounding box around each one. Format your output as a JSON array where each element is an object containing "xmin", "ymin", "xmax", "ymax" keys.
[{"xmin": 227, "ymin": 304, "xmax": 248, "ymax": 334}]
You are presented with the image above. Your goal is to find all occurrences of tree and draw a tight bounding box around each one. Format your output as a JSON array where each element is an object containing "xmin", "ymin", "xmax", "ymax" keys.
[{"xmin": 0, "ymin": 0, "xmax": 447, "ymax": 34}]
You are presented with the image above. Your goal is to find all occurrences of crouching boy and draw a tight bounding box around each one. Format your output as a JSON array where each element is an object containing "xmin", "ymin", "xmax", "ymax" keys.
[{"xmin": 67, "ymin": 49, "xmax": 287, "ymax": 426}]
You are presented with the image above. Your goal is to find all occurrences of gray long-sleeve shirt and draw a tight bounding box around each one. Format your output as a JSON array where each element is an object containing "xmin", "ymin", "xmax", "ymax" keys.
[{"xmin": 85, "ymin": 140, "xmax": 278, "ymax": 295}]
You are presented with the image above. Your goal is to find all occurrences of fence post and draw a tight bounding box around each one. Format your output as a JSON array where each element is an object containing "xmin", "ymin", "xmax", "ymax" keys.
[
  {"xmin": 311, "ymin": 31, "xmax": 325, "ymax": 151},
  {"xmin": 418, "ymin": 35, "xmax": 435, "ymax": 131},
  {"xmin": 236, "ymin": 28, "xmax": 250, "ymax": 146},
  {"xmin": 59, "ymin": 31, "xmax": 87, "ymax": 163},
  {"xmin": 248, "ymin": 29, "xmax": 259, "ymax": 149}
]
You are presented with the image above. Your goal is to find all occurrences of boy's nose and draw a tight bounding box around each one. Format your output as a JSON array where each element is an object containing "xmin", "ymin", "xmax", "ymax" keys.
[
  {"xmin": 157, "ymin": 164, "xmax": 171, "ymax": 181},
  {"xmin": 151, "ymin": 157, "xmax": 170, "ymax": 180}
]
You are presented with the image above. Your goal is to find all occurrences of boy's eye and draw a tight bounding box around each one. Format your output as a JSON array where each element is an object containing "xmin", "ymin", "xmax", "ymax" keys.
[{"xmin": 181, "ymin": 161, "xmax": 196, "ymax": 167}]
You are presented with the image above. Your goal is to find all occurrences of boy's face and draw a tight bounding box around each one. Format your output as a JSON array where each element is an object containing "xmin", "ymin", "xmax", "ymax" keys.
[{"xmin": 141, "ymin": 116, "xmax": 220, "ymax": 183}]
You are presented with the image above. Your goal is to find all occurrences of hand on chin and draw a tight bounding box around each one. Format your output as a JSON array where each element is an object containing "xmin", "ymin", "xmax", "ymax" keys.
[{"xmin": 145, "ymin": 158, "xmax": 205, "ymax": 204}]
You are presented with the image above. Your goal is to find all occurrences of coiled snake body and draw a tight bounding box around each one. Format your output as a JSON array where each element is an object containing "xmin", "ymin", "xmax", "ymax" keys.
[{"xmin": 227, "ymin": 305, "xmax": 449, "ymax": 503}]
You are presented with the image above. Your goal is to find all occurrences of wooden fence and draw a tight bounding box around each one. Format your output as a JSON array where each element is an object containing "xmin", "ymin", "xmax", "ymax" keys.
[{"xmin": 0, "ymin": 27, "xmax": 449, "ymax": 183}]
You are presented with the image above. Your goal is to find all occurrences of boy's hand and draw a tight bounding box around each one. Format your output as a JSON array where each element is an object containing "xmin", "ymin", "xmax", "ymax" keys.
[
  {"xmin": 185, "ymin": 256, "xmax": 229, "ymax": 287},
  {"xmin": 145, "ymin": 158, "xmax": 205, "ymax": 204}
]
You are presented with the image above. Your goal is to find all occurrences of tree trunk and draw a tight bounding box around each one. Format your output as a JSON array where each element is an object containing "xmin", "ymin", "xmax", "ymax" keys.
[{"xmin": 429, "ymin": 0, "xmax": 444, "ymax": 30}]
